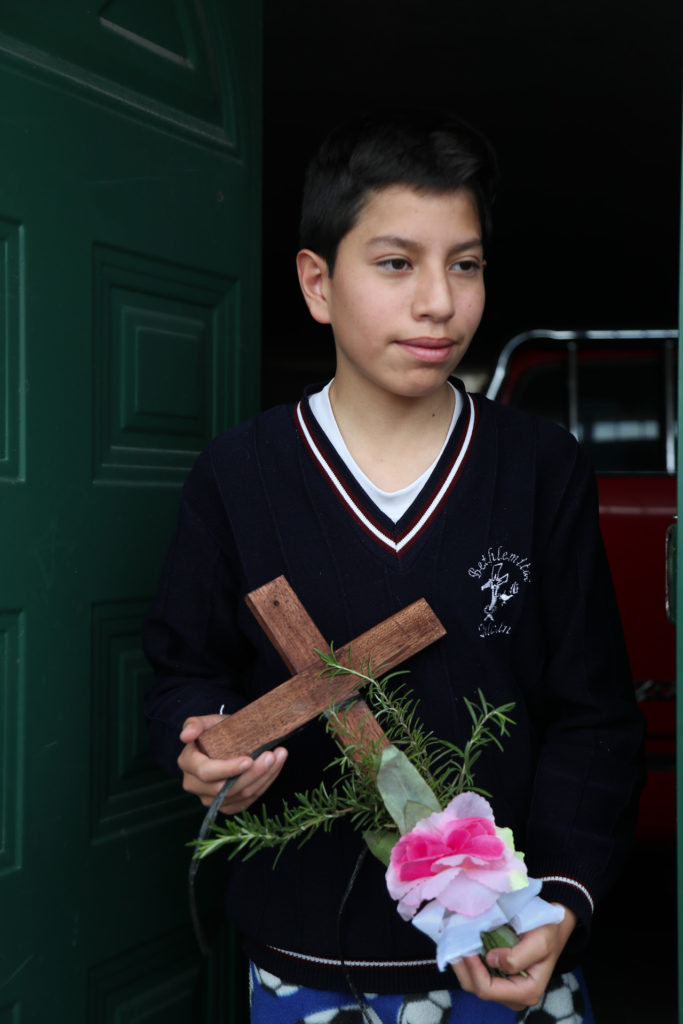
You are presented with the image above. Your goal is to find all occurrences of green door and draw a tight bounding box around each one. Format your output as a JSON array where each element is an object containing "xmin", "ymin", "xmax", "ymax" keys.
[
  {"xmin": 0, "ymin": 3, "xmax": 260, "ymax": 1020},
  {"xmin": 679, "ymin": 101, "xmax": 683, "ymax": 1022}
]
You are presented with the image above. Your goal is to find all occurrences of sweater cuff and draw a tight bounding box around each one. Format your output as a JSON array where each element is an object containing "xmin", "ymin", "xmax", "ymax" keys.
[
  {"xmin": 538, "ymin": 874, "xmax": 594, "ymax": 967},
  {"xmin": 539, "ymin": 875, "xmax": 594, "ymax": 920},
  {"xmin": 144, "ymin": 689, "xmax": 247, "ymax": 776},
  {"xmin": 530, "ymin": 876, "xmax": 594, "ymax": 971}
]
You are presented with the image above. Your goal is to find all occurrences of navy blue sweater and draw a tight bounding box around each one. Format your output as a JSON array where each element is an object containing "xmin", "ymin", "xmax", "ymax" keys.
[{"xmin": 143, "ymin": 383, "xmax": 644, "ymax": 993}]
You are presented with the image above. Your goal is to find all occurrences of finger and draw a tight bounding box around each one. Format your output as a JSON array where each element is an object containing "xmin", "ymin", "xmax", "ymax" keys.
[
  {"xmin": 179, "ymin": 713, "xmax": 225, "ymax": 743},
  {"xmin": 452, "ymin": 953, "xmax": 494, "ymax": 994},
  {"xmin": 184, "ymin": 765, "xmax": 251, "ymax": 803},
  {"xmin": 485, "ymin": 917, "xmax": 571, "ymax": 978},
  {"xmin": 178, "ymin": 746, "xmax": 255, "ymax": 806},
  {"xmin": 188, "ymin": 762, "xmax": 256, "ymax": 806},
  {"xmin": 179, "ymin": 744, "xmax": 253, "ymax": 783},
  {"xmin": 452, "ymin": 955, "xmax": 543, "ymax": 1012},
  {"xmin": 188, "ymin": 748, "xmax": 284, "ymax": 809},
  {"xmin": 485, "ymin": 940, "xmax": 547, "ymax": 978},
  {"xmin": 219, "ymin": 748, "xmax": 288, "ymax": 811}
]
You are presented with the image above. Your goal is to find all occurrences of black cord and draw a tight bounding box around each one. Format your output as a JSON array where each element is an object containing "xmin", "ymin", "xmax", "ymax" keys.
[
  {"xmin": 188, "ymin": 739, "xmax": 286, "ymax": 955},
  {"xmin": 190, "ymin": 737, "xmax": 375, "ymax": 1024},
  {"xmin": 336, "ymin": 845, "xmax": 374, "ymax": 1023},
  {"xmin": 189, "ymin": 775, "xmax": 240, "ymax": 956}
]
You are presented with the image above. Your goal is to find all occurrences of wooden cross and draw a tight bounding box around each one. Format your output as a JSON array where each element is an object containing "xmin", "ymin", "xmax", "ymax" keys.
[{"xmin": 197, "ymin": 575, "xmax": 446, "ymax": 764}]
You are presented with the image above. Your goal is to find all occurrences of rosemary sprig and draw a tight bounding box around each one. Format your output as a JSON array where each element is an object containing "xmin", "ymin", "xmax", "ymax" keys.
[
  {"xmin": 441, "ymin": 691, "xmax": 516, "ymax": 797},
  {"xmin": 191, "ymin": 645, "xmax": 515, "ymax": 863},
  {"xmin": 191, "ymin": 782, "xmax": 357, "ymax": 864}
]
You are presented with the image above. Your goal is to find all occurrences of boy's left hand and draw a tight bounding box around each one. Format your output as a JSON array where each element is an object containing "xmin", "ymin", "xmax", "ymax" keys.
[{"xmin": 451, "ymin": 906, "xmax": 577, "ymax": 1012}]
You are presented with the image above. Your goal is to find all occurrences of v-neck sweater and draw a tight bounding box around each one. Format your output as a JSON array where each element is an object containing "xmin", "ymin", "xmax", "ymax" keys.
[
  {"xmin": 307, "ymin": 379, "xmax": 462, "ymax": 522},
  {"xmin": 143, "ymin": 380, "xmax": 644, "ymax": 994}
]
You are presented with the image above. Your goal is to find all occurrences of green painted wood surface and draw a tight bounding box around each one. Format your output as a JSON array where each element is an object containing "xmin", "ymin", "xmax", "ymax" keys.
[
  {"xmin": 0, "ymin": 3, "xmax": 260, "ymax": 1020},
  {"xmin": 678, "ymin": 95, "xmax": 683, "ymax": 1024}
]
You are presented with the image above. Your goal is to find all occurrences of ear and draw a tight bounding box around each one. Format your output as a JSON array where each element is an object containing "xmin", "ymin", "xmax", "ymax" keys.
[{"xmin": 296, "ymin": 249, "xmax": 332, "ymax": 325}]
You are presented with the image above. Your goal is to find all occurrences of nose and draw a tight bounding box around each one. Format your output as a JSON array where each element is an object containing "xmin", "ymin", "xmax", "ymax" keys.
[{"xmin": 411, "ymin": 265, "xmax": 454, "ymax": 322}]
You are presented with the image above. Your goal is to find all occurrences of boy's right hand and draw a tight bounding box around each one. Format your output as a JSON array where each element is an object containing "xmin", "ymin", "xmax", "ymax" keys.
[{"xmin": 178, "ymin": 714, "xmax": 288, "ymax": 814}]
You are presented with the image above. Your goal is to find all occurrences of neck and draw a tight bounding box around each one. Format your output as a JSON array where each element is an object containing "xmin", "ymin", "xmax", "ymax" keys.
[
  {"xmin": 327, "ymin": 379, "xmax": 456, "ymax": 492},
  {"xmin": 330, "ymin": 374, "xmax": 455, "ymax": 429}
]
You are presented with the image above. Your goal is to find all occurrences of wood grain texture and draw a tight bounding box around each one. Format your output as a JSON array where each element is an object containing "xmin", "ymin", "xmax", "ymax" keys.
[
  {"xmin": 245, "ymin": 576, "xmax": 326, "ymax": 672},
  {"xmin": 198, "ymin": 577, "xmax": 446, "ymax": 761}
]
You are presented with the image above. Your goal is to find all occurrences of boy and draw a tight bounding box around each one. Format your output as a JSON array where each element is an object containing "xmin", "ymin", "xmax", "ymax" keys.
[{"xmin": 144, "ymin": 112, "xmax": 643, "ymax": 1023}]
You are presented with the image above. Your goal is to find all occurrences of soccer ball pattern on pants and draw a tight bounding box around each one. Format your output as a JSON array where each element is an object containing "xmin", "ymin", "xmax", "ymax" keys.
[{"xmin": 249, "ymin": 962, "xmax": 590, "ymax": 1024}]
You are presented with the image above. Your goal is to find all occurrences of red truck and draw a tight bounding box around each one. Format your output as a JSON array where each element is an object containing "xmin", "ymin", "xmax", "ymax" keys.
[{"xmin": 486, "ymin": 329, "xmax": 677, "ymax": 840}]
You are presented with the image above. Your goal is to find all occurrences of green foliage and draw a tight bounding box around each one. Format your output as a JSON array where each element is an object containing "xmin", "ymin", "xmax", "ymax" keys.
[
  {"xmin": 191, "ymin": 782, "xmax": 354, "ymax": 864},
  {"xmin": 374, "ymin": 745, "xmax": 441, "ymax": 835},
  {"xmin": 191, "ymin": 645, "xmax": 515, "ymax": 864}
]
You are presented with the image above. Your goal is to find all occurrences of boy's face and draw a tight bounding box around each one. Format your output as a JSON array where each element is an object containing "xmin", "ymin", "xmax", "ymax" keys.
[{"xmin": 298, "ymin": 185, "xmax": 485, "ymax": 403}]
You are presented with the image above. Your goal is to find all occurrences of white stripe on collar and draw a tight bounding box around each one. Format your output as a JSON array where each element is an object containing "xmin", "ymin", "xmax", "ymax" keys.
[
  {"xmin": 309, "ymin": 380, "xmax": 462, "ymax": 523},
  {"xmin": 296, "ymin": 392, "xmax": 476, "ymax": 555}
]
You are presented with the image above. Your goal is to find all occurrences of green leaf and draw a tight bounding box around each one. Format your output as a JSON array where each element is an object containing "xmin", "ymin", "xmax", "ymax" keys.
[
  {"xmin": 362, "ymin": 828, "xmax": 398, "ymax": 866},
  {"xmin": 376, "ymin": 745, "xmax": 441, "ymax": 834},
  {"xmin": 481, "ymin": 924, "xmax": 519, "ymax": 951}
]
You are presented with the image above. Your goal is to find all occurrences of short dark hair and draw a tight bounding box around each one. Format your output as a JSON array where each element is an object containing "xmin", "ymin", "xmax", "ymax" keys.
[{"xmin": 299, "ymin": 109, "xmax": 498, "ymax": 274}]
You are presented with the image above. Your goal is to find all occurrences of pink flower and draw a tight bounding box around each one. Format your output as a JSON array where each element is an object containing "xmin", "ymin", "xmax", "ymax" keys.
[{"xmin": 386, "ymin": 792, "xmax": 528, "ymax": 920}]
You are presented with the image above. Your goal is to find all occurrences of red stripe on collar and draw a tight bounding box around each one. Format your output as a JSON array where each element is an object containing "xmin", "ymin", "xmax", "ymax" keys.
[{"xmin": 295, "ymin": 395, "xmax": 478, "ymax": 557}]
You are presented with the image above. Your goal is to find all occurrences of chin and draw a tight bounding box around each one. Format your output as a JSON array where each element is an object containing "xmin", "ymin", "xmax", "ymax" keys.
[
  {"xmin": 392, "ymin": 380, "xmax": 452, "ymax": 401},
  {"xmin": 402, "ymin": 368, "xmax": 459, "ymax": 395}
]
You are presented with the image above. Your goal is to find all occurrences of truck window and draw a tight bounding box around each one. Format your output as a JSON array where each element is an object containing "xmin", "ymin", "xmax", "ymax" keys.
[
  {"xmin": 506, "ymin": 360, "xmax": 568, "ymax": 431},
  {"xmin": 576, "ymin": 358, "xmax": 666, "ymax": 473},
  {"xmin": 505, "ymin": 352, "xmax": 669, "ymax": 474}
]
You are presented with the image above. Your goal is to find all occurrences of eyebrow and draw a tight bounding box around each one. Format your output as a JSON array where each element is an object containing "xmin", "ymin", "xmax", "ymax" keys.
[{"xmin": 366, "ymin": 235, "xmax": 483, "ymax": 253}]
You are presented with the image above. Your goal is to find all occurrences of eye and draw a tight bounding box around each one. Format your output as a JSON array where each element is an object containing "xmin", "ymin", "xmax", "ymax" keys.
[
  {"xmin": 377, "ymin": 257, "xmax": 412, "ymax": 272},
  {"xmin": 452, "ymin": 258, "xmax": 482, "ymax": 274}
]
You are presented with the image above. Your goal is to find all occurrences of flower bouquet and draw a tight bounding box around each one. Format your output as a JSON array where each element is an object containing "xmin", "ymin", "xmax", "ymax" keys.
[{"xmin": 192, "ymin": 649, "xmax": 563, "ymax": 973}]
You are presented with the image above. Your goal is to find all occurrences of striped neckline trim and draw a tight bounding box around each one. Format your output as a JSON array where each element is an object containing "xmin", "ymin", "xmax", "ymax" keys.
[{"xmin": 295, "ymin": 393, "xmax": 478, "ymax": 556}]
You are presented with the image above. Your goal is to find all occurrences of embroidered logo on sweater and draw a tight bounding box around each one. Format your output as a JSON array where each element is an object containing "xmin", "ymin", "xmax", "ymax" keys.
[{"xmin": 468, "ymin": 546, "xmax": 531, "ymax": 637}]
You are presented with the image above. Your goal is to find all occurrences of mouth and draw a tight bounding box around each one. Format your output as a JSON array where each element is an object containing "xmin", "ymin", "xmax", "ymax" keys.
[{"xmin": 395, "ymin": 337, "xmax": 459, "ymax": 363}]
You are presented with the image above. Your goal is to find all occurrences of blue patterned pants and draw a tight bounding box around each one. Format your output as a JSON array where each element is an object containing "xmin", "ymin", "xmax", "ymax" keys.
[{"xmin": 249, "ymin": 961, "xmax": 594, "ymax": 1023}]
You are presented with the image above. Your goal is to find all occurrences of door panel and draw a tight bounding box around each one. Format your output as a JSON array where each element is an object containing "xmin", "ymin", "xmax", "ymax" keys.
[
  {"xmin": 0, "ymin": 3, "xmax": 260, "ymax": 1020},
  {"xmin": 0, "ymin": 0, "xmax": 237, "ymax": 142}
]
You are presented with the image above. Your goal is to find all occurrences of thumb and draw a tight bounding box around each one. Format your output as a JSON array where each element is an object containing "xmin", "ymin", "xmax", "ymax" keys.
[
  {"xmin": 485, "ymin": 949, "xmax": 503, "ymax": 971},
  {"xmin": 485, "ymin": 946, "xmax": 525, "ymax": 976},
  {"xmin": 180, "ymin": 713, "xmax": 225, "ymax": 742}
]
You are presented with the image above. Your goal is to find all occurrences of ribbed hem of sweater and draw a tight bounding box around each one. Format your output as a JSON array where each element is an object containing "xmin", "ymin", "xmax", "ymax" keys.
[{"xmin": 244, "ymin": 938, "xmax": 459, "ymax": 995}]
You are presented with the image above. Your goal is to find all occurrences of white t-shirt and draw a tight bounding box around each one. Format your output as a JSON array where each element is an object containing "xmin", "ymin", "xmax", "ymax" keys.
[{"xmin": 308, "ymin": 381, "xmax": 461, "ymax": 523}]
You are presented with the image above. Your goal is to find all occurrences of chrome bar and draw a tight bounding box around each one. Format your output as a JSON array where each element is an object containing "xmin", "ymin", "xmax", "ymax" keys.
[
  {"xmin": 567, "ymin": 340, "xmax": 579, "ymax": 440},
  {"xmin": 664, "ymin": 338, "xmax": 676, "ymax": 474}
]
